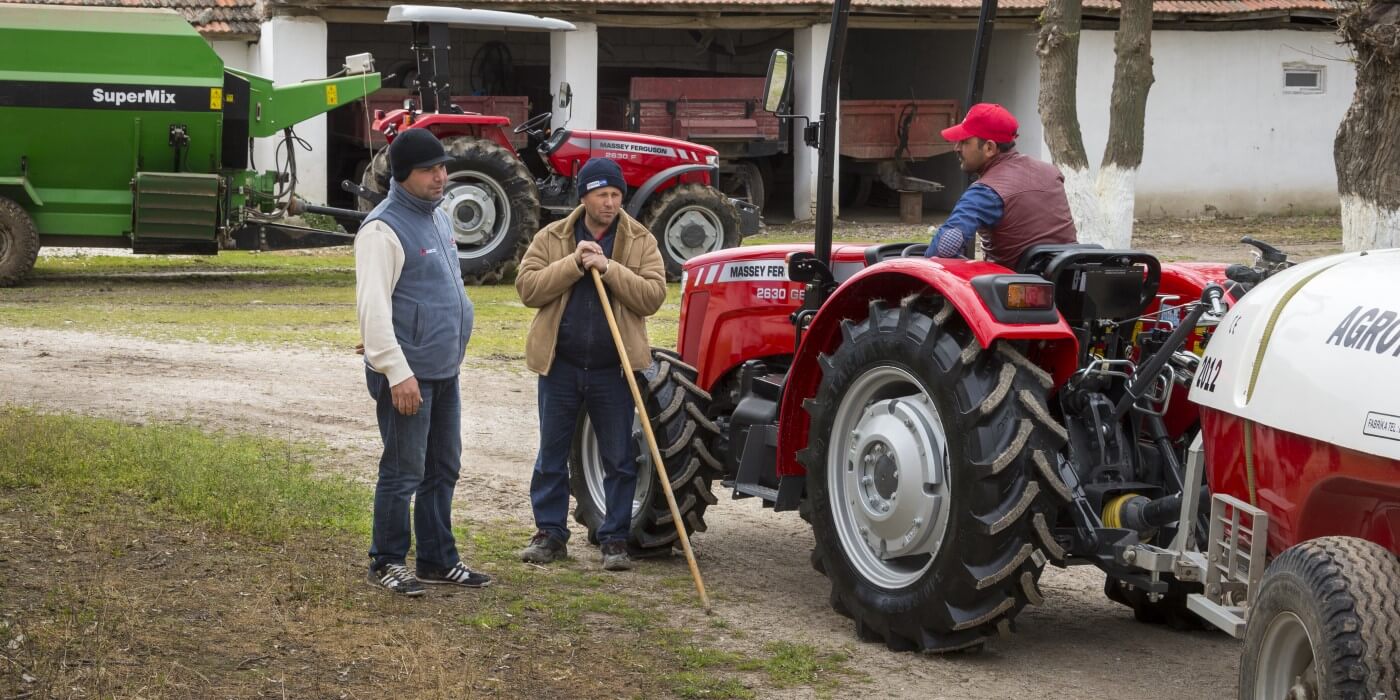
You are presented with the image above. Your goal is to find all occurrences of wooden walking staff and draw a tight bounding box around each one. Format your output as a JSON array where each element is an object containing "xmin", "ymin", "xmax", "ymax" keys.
[{"xmin": 590, "ymin": 268, "xmax": 713, "ymax": 613}]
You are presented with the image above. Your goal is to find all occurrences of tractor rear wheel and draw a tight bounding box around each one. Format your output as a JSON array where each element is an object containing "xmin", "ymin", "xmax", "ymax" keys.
[
  {"xmin": 0, "ymin": 196, "xmax": 39, "ymax": 288},
  {"xmin": 641, "ymin": 184, "xmax": 741, "ymax": 281},
  {"xmin": 801, "ymin": 294, "xmax": 1070, "ymax": 652},
  {"xmin": 1239, "ymin": 537, "xmax": 1400, "ymax": 700},
  {"xmin": 568, "ymin": 348, "xmax": 723, "ymax": 558},
  {"xmin": 360, "ymin": 135, "xmax": 540, "ymax": 285}
]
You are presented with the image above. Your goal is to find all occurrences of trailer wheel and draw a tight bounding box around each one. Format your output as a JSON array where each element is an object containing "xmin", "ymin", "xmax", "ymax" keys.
[
  {"xmin": 1240, "ymin": 537, "xmax": 1400, "ymax": 700},
  {"xmin": 720, "ymin": 161, "xmax": 766, "ymax": 213},
  {"xmin": 568, "ymin": 348, "xmax": 723, "ymax": 558},
  {"xmin": 801, "ymin": 294, "xmax": 1069, "ymax": 652},
  {"xmin": 360, "ymin": 135, "xmax": 540, "ymax": 285},
  {"xmin": 0, "ymin": 196, "xmax": 40, "ymax": 288},
  {"xmin": 641, "ymin": 184, "xmax": 741, "ymax": 281}
]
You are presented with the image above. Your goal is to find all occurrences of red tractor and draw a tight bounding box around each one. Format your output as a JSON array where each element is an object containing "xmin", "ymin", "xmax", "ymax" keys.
[
  {"xmin": 352, "ymin": 6, "xmax": 759, "ymax": 283},
  {"xmin": 566, "ymin": 1, "xmax": 1400, "ymax": 695}
]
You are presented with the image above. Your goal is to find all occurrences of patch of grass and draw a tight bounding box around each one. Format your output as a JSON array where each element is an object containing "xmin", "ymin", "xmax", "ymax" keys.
[
  {"xmin": 4, "ymin": 251, "xmax": 680, "ymax": 356},
  {"xmin": 737, "ymin": 642, "xmax": 855, "ymax": 690},
  {"xmin": 0, "ymin": 409, "xmax": 862, "ymax": 699},
  {"xmin": 0, "ymin": 407, "xmax": 367, "ymax": 542},
  {"xmin": 668, "ymin": 671, "xmax": 756, "ymax": 699}
]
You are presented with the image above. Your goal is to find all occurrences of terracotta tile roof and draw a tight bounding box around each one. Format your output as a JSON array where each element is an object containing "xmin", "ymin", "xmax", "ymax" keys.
[
  {"xmin": 463, "ymin": 0, "xmax": 1338, "ymax": 18},
  {"xmin": 9, "ymin": 0, "xmax": 260, "ymax": 36}
]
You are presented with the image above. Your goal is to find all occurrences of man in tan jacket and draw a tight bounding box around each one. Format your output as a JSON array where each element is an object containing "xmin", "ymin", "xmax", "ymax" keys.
[{"xmin": 515, "ymin": 157, "xmax": 666, "ymax": 571}]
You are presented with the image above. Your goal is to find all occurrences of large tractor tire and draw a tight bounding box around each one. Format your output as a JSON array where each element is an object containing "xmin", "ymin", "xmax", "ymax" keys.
[
  {"xmin": 0, "ymin": 196, "xmax": 40, "ymax": 288},
  {"xmin": 1240, "ymin": 537, "xmax": 1400, "ymax": 700},
  {"xmin": 569, "ymin": 348, "xmax": 724, "ymax": 558},
  {"xmin": 360, "ymin": 135, "xmax": 539, "ymax": 285},
  {"xmin": 800, "ymin": 294, "xmax": 1071, "ymax": 652},
  {"xmin": 641, "ymin": 184, "xmax": 741, "ymax": 281}
]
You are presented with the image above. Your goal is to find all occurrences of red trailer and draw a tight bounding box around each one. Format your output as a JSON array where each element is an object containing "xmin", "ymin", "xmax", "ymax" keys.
[{"xmin": 628, "ymin": 76, "xmax": 958, "ymax": 214}]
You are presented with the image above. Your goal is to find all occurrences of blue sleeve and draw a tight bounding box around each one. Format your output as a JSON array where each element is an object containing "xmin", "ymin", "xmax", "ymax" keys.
[{"xmin": 926, "ymin": 184, "xmax": 1004, "ymax": 259}]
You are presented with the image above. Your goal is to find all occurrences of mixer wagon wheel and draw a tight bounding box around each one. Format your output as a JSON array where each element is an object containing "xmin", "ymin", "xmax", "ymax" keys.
[
  {"xmin": 800, "ymin": 293, "xmax": 1071, "ymax": 653},
  {"xmin": 0, "ymin": 196, "xmax": 39, "ymax": 288}
]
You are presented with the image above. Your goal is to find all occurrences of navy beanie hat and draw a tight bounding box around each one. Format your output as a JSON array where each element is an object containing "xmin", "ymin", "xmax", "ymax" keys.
[
  {"xmin": 389, "ymin": 129, "xmax": 453, "ymax": 182},
  {"xmin": 576, "ymin": 157, "xmax": 627, "ymax": 199}
]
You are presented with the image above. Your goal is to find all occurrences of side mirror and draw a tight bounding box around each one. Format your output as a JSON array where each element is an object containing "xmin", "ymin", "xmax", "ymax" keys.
[
  {"xmin": 761, "ymin": 50, "xmax": 793, "ymax": 114},
  {"xmin": 558, "ymin": 81, "xmax": 573, "ymax": 108}
]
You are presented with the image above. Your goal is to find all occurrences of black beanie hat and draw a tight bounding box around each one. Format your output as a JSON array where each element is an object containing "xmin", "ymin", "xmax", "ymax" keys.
[
  {"xmin": 389, "ymin": 129, "xmax": 453, "ymax": 182},
  {"xmin": 576, "ymin": 157, "xmax": 627, "ymax": 199}
]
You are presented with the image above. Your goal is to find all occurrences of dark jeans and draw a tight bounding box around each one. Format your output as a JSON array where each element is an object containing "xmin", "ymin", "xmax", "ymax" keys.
[
  {"xmin": 366, "ymin": 367, "xmax": 462, "ymax": 571},
  {"xmin": 530, "ymin": 361, "xmax": 638, "ymax": 545}
]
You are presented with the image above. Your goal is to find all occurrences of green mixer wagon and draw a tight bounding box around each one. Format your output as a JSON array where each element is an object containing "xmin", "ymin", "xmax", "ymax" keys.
[{"xmin": 0, "ymin": 4, "xmax": 382, "ymax": 286}]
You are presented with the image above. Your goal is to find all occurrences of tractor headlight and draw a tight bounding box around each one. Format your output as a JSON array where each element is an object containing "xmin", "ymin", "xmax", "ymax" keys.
[{"xmin": 705, "ymin": 154, "xmax": 718, "ymax": 165}]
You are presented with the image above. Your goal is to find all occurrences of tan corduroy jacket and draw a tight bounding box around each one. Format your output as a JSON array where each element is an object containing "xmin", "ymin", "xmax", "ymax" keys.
[{"xmin": 516, "ymin": 205, "xmax": 667, "ymax": 375}]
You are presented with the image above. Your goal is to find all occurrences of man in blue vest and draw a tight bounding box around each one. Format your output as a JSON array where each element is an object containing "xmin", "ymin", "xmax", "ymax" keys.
[{"xmin": 355, "ymin": 129, "xmax": 492, "ymax": 595}]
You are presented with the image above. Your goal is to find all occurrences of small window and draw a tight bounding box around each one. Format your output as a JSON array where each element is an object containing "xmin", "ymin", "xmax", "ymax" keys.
[{"xmin": 1283, "ymin": 64, "xmax": 1324, "ymax": 94}]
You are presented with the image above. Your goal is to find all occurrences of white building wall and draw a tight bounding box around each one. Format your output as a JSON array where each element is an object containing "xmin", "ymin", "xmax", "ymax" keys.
[
  {"xmin": 253, "ymin": 16, "xmax": 331, "ymax": 203},
  {"xmin": 985, "ymin": 28, "xmax": 1354, "ymax": 217},
  {"xmin": 793, "ymin": 23, "xmax": 838, "ymax": 221},
  {"xmin": 551, "ymin": 21, "xmax": 599, "ymax": 132},
  {"xmin": 210, "ymin": 39, "xmax": 255, "ymax": 73}
]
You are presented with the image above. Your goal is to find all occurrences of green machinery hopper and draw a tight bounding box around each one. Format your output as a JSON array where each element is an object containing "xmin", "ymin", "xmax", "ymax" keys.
[{"xmin": 0, "ymin": 4, "xmax": 381, "ymax": 284}]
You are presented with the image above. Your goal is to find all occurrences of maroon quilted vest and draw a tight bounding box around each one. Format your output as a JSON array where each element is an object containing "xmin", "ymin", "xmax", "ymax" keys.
[{"xmin": 974, "ymin": 151, "xmax": 1079, "ymax": 269}]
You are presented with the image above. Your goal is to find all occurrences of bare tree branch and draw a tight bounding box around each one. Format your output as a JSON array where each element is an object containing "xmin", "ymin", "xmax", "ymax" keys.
[{"xmin": 1103, "ymin": 0, "xmax": 1155, "ymax": 169}]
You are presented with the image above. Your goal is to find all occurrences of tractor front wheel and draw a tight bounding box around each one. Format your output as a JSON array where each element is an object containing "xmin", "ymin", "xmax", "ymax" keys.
[
  {"xmin": 361, "ymin": 135, "xmax": 540, "ymax": 285},
  {"xmin": 641, "ymin": 184, "xmax": 740, "ymax": 281},
  {"xmin": 568, "ymin": 348, "xmax": 724, "ymax": 558},
  {"xmin": 801, "ymin": 294, "xmax": 1070, "ymax": 652},
  {"xmin": 1239, "ymin": 537, "xmax": 1400, "ymax": 700},
  {"xmin": 0, "ymin": 196, "xmax": 39, "ymax": 288}
]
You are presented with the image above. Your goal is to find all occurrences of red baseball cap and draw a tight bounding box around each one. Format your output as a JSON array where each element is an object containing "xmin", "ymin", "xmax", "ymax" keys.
[{"xmin": 941, "ymin": 103, "xmax": 1019, "ymax": 144}]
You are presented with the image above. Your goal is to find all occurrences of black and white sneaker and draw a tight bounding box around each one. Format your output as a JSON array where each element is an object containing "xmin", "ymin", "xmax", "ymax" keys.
[
  {"xmin": 368, "ymin": 562, "xmax": 426, "ymax": 596},
  {"xmin": 418, "ymin": 562, "xmax": 493, "ymax": 588}
]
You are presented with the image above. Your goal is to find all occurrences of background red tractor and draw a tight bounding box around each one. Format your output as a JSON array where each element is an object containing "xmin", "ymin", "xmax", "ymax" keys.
[
  {"xmin": 351, "ymin": 6, "xmax": 759, "ymax": 283},
  {"xmin": 567, "ymin": 1, "xmax": 1400, "ymax": 695}
]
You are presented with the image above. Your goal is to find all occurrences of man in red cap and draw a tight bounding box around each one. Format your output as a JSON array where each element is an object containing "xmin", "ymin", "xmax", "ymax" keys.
[{"xmin": 925, "ymin": 103, "xmax": 1078, "ymax": 269}]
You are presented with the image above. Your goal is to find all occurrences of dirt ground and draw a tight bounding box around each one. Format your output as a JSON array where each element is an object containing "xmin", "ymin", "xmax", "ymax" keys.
[
  {"xmin": 1, "ymin": 326, "xmax": 1243, "ymax": 698},
  {"xmin": 8, "ymin": 217, "xmax": 1331, "ymax": 696}
]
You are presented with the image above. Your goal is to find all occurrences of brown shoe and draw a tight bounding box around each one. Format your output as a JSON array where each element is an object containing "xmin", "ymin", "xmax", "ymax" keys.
[
  {"xmin": 601, "ymin": 541, "xmax": 633, "ymax": 571},
  {"xmin": 520, "ymin": 531, "xmax": 568, "ymax": 564}
]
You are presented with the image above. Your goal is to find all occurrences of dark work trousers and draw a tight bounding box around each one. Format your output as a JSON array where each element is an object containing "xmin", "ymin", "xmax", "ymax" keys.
[
  {"xmin": 529, "ymin": 360, "xmax": 638, "ymax": 545},
  {"xmin": 366, "ymin": 367, "xmax": 462, "ymax": 571}
]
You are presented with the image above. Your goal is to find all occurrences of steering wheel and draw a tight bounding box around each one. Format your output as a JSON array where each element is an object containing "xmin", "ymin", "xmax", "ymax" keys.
[
  {"xmin": 513, "ymin": 111, "xmax": 553, "ymax": 136},
  {"xmin": 901, "ymin": 243, "xmax": 928, "ymax": 258}
]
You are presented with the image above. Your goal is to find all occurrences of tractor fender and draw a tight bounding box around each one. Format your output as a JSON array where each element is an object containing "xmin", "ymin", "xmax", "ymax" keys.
[
  {"xmin": 774, "ymin": 259, "xmax": 1080, "ymax": 479},
  {"xmin": 625, "ymin": 164, "xmax": 720, "ymax": 217}
]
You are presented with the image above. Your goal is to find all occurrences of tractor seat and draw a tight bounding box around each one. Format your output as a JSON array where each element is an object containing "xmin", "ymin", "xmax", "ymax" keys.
[
  {"xmin": 1030, "ymin": 248, "xmax": 1162, "ymax": 325},
  {"xmin": 1017, "ymin": 243, "xmax": 1104, "ymax": 276}
]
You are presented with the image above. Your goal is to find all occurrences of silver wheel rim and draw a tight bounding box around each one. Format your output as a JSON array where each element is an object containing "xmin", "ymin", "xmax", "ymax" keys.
[
  {"xmin": 581, "ymin": 412, "xmax": 654, "ymax": 525},
  {"xmin": 1253, "ymin": 611, "xmax": 1317, "ymax": 700},
  {"xmin": 441, "ymin": 169, "xmax": 512, "ymax": 260},
  {"xmin": 828, "ymin": 365, "xmax": 951, "ymax": 589},
  {"xmin": 662, "ymin": 204, "xmax": 723, "ymax": 263}
]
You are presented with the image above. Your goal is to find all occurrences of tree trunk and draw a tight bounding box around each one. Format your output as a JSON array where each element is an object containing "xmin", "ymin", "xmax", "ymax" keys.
[
  {"xmin": 1335, "ymin": 0, "xmax": 1400, "ymax": 251},
  {"xmin": 1037, "ymin": 0, "xmax": 1156, "ymax": 249},
  {"xmin": 1094, "ymin": 0, "xmax": 1154, "ymax": 249}
]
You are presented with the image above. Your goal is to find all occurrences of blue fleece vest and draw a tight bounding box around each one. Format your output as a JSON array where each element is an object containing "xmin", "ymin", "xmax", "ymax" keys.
[{"xmin": 363, "ymin": 180, "xmax": 474, "ymax": 380}]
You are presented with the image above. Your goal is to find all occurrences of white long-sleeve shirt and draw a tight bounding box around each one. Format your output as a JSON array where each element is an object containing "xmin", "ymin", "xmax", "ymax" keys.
[{"xmin": 354, "ymin": 220, "xmax": 413, "ymax": 386}]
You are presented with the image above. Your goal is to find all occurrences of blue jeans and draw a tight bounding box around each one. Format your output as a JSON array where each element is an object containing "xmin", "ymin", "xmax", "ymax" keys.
[
  {"xmin": 366, "ymin": 367, "xmax": 462, "ymax": 571},
  {"xmin": 530, "ymin": 361, "xmax": 638, "ymax": 545}
]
